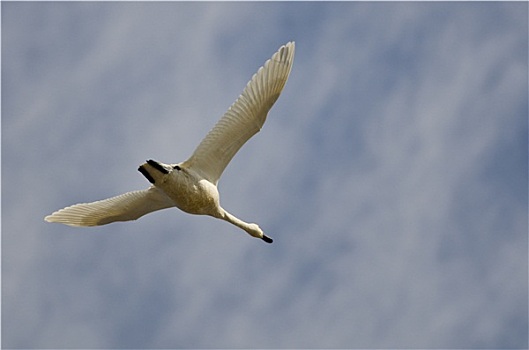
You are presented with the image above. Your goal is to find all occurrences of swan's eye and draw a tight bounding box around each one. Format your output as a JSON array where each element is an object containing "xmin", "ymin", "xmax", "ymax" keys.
[{"xmin": 173, "ymin": 165, "xmax": 181, "ymax": 171}]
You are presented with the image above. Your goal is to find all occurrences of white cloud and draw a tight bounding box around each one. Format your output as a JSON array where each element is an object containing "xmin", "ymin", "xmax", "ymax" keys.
[{"xmin": 3, "ymin": 2, "xmax": 527, "ymax": 348}]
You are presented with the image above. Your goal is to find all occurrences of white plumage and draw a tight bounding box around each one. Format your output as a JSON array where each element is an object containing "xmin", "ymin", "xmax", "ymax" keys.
[{"xmin": 45, "ymin": 42, "xmax": 295, "ymax": 243}]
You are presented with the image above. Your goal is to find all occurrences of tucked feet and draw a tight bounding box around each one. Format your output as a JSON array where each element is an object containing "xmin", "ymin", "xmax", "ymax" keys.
[
  {"xmin": 138, "ymin": 165, "xmax": 155, "ymax": 184},
  {"xmin": 138, "ymin": 160, "xmax": 172, "ymax": 184},
  {"xmin": 147, "ymin": 159, "xmax": 169, "ymax": 174}
]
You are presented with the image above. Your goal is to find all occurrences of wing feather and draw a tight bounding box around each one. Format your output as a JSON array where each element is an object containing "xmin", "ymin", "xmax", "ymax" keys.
[
  {"xmin": 183, "ymin": 42, "xmax": 295, "ymax": 184},
  {"xmin": 44, "ymin": 186, "xmax": 174, "ymax": 226}
]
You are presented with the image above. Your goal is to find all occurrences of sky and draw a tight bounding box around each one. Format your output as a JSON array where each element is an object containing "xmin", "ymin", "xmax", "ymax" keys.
[{"xmin": 2, "ymin": 2, "xmax": 528, "ymax": 349}]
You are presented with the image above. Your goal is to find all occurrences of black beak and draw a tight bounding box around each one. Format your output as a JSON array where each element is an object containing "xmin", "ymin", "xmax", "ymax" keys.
[{"xmin": 261, "ymin": 235, "xmax": 273, "ymax": 244}]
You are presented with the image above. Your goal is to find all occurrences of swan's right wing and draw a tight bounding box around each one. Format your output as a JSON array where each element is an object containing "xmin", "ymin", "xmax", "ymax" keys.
[
  {"xmin": 182, "ymin": 42, "xmax": 295, "ymax": 185},
  {"xmin": 44, "ymin": 186, "xmax": 175, "ymax": 227}
]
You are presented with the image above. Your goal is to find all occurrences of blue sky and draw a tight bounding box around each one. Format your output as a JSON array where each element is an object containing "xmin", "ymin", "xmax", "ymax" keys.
[{"xmin": 3, "ymin": 2, "xmax": 527, "ymax": 348}]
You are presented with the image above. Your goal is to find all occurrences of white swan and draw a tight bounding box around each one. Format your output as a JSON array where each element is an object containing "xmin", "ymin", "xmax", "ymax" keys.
[{"xmin": 45, "ymin": 42, "xmax": 295, "ymax": 243}]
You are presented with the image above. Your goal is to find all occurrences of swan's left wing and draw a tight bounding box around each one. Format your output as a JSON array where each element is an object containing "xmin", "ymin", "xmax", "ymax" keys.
[
  {"xmin": 182, "ymin": 42, "xmax": 295, "ymax": 185},
  {"xmin": 45, "ymin": 186, "xmax": 174, "ymax": 226}
]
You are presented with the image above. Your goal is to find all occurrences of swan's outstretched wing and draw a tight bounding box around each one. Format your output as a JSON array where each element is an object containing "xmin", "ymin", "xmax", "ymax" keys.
[
  {"xmin": 183, "ymin": 42, "xmax": 295, "ymax": 184},
  {"xmin": 44, "ymin": 186, "xmax": 174, "ymax": 227}
]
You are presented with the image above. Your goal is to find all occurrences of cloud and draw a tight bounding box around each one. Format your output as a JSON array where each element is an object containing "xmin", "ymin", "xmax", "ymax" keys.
[{"xmin": 3, "ymin": 2, "xmax": 527, "ymax": 348}]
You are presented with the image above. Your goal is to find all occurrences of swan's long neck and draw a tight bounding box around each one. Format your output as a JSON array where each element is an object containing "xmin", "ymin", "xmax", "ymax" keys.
[
  {"xmin": 221, "ymin": 210, "xmax": 256, "ymax": 235},
  {"xmin": 218, "ymin": 208, "xmax": 273, "ymax": 243}
]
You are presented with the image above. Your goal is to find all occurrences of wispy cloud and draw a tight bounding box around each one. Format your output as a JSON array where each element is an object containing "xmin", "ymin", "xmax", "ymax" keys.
[{"xmin": 3, "ymin": 2, "xmax": 527, "ymax": 348}]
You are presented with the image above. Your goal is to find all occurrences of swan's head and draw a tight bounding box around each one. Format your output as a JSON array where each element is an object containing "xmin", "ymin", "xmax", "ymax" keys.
[{"xmin": 247, "ymin": 223, "xmax": 273, "ymax": 244}]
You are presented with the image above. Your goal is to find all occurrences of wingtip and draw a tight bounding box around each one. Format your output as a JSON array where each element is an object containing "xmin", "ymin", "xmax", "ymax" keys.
[
  {"xmin": 43, "ymin": 211, "xmax": 80, "ymax": 226},
  {"xmin": 44, "ymin": 211, "xmax": 62, "ymax": 224},
  {"xmin": 282, "ymin": 41, "xmax": 295, "ymax": 51},
  {"xmin": 280, "ymin": 42, "xmax": 295, "ymax": 63}
]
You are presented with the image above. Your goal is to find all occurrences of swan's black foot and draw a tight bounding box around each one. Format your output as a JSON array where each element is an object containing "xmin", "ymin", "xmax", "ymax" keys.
[
  {"xmin": 138, "ymin": 160, "xmax": 170, "ymax": 184},
  {"xmin": 261, "ymin": 234, "xmax": 273, "ymax": 244},
  {"xmin": 138, "ymin": 165, "xmax": 155, "ymax": 184},
  {"xmin": 147, "ymin": 159, "xmax": 169, "ymax": 174}
]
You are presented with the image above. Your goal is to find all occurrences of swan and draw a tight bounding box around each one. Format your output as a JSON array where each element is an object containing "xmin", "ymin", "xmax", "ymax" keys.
[{"xmin": 45, "ymin": 42, "xmax": 295, "ymax": 243}]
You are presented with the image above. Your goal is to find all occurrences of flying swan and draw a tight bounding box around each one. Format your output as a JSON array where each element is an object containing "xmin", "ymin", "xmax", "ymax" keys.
[{"xmin": 45, "ymin": 42, "xmax": 295, "ymax": 243}]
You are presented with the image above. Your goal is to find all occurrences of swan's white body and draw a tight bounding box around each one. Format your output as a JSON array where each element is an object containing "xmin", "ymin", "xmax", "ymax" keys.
[{"xmin": 45, "ymin": 42, "xmax": 295, "ymax": 243}]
